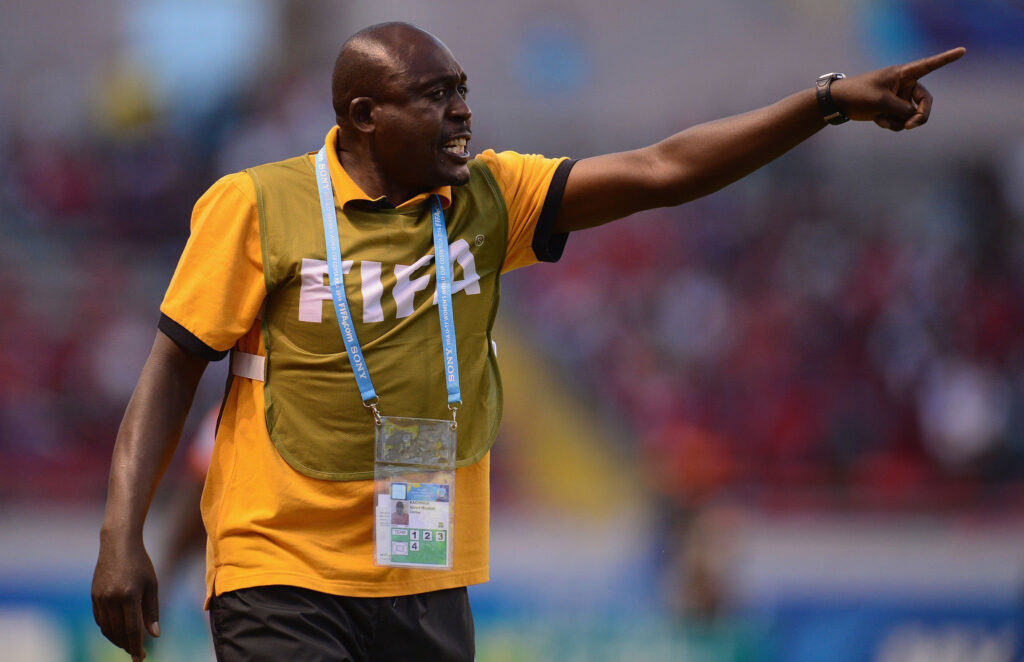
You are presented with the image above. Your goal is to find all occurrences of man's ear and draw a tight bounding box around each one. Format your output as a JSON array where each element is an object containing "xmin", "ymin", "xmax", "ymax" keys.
[{"xmin": 349, "ymin": 97, "xmax": 377, "ymax": 134}]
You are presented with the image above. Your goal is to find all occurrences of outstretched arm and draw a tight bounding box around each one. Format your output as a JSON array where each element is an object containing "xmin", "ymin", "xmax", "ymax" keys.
[
  {"xmin": 92, "ymin": 331, "xmax": 208, "ymax": 661},
  {"xmin": 554, "ymin": 47, "xmax": 965, "ymax": 233}
]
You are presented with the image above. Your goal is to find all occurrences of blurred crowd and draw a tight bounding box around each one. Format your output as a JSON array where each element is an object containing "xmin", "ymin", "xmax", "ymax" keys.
[
  {"xmin": 0, "ymin": 65, "xmax": 325, "ymax": 501},
  {"xmin": 511, "ymin": 145, "xmax": 1024, "ymax": 515}
]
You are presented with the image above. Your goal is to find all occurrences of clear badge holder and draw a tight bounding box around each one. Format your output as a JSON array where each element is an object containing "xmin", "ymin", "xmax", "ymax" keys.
[{"xmin": 374, "ymin": 416, "xmax": 456, "ymax": 570}]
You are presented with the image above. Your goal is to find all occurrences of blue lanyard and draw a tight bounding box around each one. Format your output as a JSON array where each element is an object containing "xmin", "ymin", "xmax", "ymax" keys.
[{"xmin": 315, "ymin": 147, "xmax": 462, "ymax": 413}]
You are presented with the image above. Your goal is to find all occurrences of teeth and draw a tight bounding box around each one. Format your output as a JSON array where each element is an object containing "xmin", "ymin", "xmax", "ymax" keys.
[{"xmin": 443, "ymin": 137, "xmax": 468, "ymax": 151}]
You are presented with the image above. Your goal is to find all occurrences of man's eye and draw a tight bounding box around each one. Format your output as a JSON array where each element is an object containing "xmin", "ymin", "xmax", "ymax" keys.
[
  {"xmin": 457, "ymin": 85, "xmax": 468, "ymax": 98},
  {"xmin": 430, "ymin": 89, "xmax": 446, "ymax": 99}
]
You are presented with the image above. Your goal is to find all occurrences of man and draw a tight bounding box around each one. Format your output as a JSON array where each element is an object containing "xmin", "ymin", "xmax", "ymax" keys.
[
  {"xmin": 391, "ymin": 501, "xmax": 409, "ymax": 526},
  {"xmin": 91, "ymin": 21, "xmax": 964, "ymax": 662}
]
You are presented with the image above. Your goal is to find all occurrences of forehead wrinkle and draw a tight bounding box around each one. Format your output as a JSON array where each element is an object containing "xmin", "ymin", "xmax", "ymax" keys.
[
  {"xmin": 406, "ymin": 46, "xmax": 462, "ymax": 77},
  {"xmin": 379, "ymin": 32, "xmax": 461, "ymax": 83},
  {"xmin": 356, "ymin": 40, "xmax": 454, "ymax": 97}
]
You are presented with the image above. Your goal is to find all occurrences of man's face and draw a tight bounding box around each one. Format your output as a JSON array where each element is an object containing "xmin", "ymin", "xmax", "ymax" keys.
[{"xmin": 372, "ymin": 38, "xmax": 473, "ymax": 198}]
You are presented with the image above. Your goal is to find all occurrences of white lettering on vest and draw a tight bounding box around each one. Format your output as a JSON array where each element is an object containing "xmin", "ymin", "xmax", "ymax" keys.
[
  {"xmin": 433, "ymin": 239, "xmax": 481, "ymax": 304},
  {"xmin": 360, "ymin": 261, "xmax": 384, "ymax": 323},
  {"xmin": 299, "ymin": 258, "xmax": 351, "ymax": 323},
  {"xmin": 297, "ymin": 241, "xmax": 480, "ymax": 323},
  {"xmin": 394, "ymin": 254, "xmax": 434, "ymax": 319}
]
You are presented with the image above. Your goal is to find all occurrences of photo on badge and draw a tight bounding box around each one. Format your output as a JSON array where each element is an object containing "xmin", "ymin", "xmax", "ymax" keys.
[{"xmin": 391, "ymin": 500, "xmax": 409, "ymax": 525}]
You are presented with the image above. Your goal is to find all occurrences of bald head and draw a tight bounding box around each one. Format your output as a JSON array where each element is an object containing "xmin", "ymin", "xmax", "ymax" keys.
[
  {"xmin": 328, "ymin": 22, "xmax": 473, "ymax": 204},
  {"xmin": 331, "ymin": 22, "xmax": 452, "ymax": 126}
]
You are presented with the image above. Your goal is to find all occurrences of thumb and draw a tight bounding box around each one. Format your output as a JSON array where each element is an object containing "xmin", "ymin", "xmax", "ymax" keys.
[{"xmin": 142, "ymin": 580, "xmax": 160, "ymax": 638}]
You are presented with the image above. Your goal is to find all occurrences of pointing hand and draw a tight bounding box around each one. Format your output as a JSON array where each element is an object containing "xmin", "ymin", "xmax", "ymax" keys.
[{"xmin": 830, "ymin": 47, "xmax": 966, "ymax": 131}]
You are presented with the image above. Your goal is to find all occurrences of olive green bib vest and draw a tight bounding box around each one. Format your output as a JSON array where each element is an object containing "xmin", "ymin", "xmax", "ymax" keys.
[{"xmin": 247, "ymin": 155, "xmax": 508, "ymax": 481}]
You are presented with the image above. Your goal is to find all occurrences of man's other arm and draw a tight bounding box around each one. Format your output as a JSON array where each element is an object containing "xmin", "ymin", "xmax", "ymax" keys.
[
  {"xmin": 92, "ymin": 331, "xmax": 208, "ymax": 661},
  {"xmin": 554, "ymin": 47, "xmax": 965, "ymax": 233}
]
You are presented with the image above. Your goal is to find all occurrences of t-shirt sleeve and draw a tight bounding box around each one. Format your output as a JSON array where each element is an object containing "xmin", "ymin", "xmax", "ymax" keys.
[
  {"xmin": 159, "ymin": 172, "xmax": 265, "ymax": 360},
  {"xmin": 475, "ymin": 150, "xmax": 577, "ymax": 273}
]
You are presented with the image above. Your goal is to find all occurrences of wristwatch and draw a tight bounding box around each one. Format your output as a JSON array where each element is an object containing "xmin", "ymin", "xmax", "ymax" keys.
[{"xmin": 815, "ymin": 73, "xmax": 849, "ymax": 125}]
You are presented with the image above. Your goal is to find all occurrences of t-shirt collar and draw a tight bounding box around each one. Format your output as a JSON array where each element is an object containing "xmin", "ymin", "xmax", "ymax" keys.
[{"xmin": 322, "ymin": 126, "xmax": 453, "ymax": 210}]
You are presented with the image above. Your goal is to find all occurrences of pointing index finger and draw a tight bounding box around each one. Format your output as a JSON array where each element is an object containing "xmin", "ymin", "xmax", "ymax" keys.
[{"xmin": 902, "ymin": 47, "xmax": 966, "ymax": 79}]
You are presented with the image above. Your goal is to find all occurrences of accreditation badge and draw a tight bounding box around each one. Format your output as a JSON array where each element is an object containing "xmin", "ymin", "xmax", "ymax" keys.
[{"xmin": 374, "ymin": 416, "xmax": 455, "ymax": 570}]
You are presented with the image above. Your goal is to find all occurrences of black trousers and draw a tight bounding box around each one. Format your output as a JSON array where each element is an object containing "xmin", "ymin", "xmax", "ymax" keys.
[{"xmin": 209, "ymin": 585, "xmax": 475, "ymax": 662}]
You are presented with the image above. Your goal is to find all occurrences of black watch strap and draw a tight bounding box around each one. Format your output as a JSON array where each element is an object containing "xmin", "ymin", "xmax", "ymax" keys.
[{"xmin": 816, "ymin": 72, "xmax": 849, "ymax": 125}]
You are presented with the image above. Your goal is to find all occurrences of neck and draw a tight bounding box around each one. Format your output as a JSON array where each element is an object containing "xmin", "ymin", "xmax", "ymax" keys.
[{"xmin": 337, "ymin": 145, "xmax": 420, "ymax": 206}]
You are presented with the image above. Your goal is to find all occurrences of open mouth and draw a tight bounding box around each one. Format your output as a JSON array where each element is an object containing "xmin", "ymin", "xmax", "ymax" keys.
[{"xmin": 442, "ymin": 136, "xmax": 470, "ymax": 159}]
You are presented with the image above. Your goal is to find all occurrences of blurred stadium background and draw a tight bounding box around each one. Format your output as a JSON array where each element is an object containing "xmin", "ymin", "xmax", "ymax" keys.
[{"xmin": 3, "ymin": 0, "xmax": 1024, "ymax": 660}]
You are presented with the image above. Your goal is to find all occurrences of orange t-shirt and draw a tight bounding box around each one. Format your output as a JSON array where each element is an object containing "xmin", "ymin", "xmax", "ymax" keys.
[{"xmin": 160, "ymin": 126, "xmax": 570, "ymax": 604}]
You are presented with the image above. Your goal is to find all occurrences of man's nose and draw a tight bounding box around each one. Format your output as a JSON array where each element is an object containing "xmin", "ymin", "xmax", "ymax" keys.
[{"xmin": 450, "ymin": 96, "xmax": 472, "ymax": 123}]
